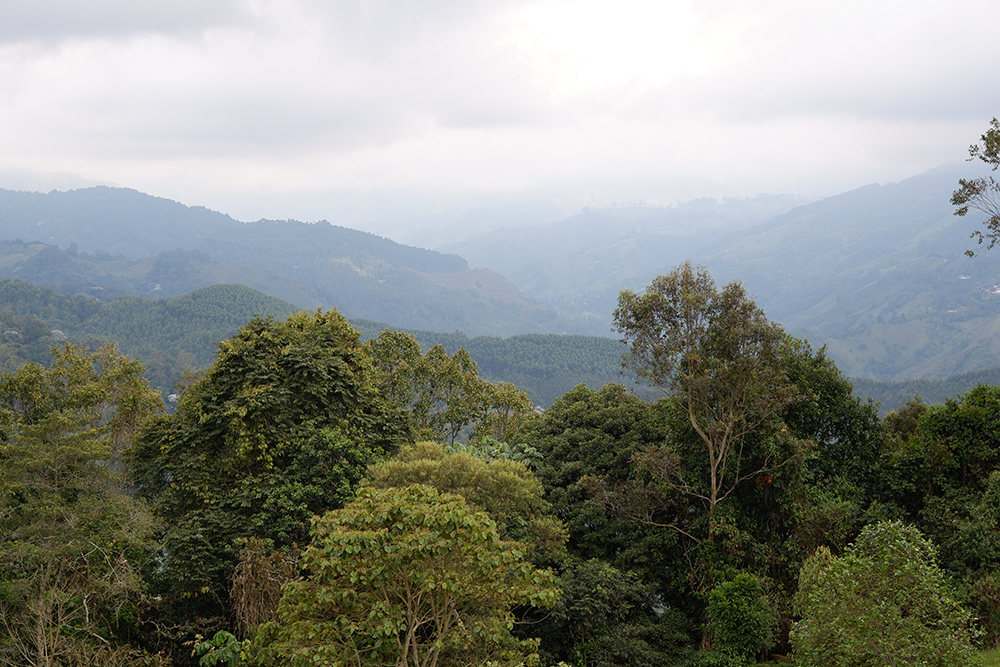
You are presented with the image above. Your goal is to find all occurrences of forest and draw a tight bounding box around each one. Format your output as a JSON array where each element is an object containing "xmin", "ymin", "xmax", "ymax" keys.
[{"xmin": 2, "ymin": 260, "xmax": 998, "ymax": 667}]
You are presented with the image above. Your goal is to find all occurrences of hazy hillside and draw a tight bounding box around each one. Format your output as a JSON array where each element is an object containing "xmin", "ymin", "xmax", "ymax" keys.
[
  {"xmin": 440, "ymin": 194, "xmax": 804, "ymax": 333},
  {"xmin": 443, "ymin": 165, "xmax": 1000, "ymax": 381},
  {"xmin": 0, "ymin": 188, "xmax": 577, "ymax": 337},
  {"xmin": 705, "ymin": 164, "xmax": 1000, "ymax": 380}
]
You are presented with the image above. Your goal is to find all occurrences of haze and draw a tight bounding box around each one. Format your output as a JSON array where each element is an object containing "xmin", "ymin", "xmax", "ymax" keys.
[{"xmin": 1, "ymin": 0, "xmax": 998, "ymax": 241}]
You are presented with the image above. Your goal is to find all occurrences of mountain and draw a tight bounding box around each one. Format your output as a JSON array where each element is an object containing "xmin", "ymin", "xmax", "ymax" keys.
[
  {"xmin": 440, "ymin": 194, "xmax": 805, "ymax": 334},
  {"xmin": 704, "ymin": 165, "xmax": 1000, "ymax": 380},
  {"xmin": 0, "ymin": 187, "xmax": 577, "ymax": 337},
  {"xmin": 442, "ymin": 165, "xmax": 1000, "ymax": 381}
]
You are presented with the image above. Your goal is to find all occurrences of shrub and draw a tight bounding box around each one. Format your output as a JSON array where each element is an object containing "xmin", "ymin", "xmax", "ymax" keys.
[
  {"xmin": 706, "ymin": 574, "xmax": 776, "ymax": 664},
  {"xmin": 793, "ymin": 520, "xmax": 979, "ymax": 667}
]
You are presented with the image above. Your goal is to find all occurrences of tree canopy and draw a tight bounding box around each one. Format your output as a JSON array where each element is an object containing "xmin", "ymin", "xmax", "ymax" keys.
[
  {"xmin": 793, "ymin": 521, "xmax": 978, "ymax": 667},
  {"xmin": 612, "ymin": 262, "xmax": 800, "ymax": 533},
  {"xmin": 0, "ymin": 343, "xmax": 163, "ymax": 666},
  {"xmin": 130, "ymin": 310, "xmax": 410, "ymax": 638},
  {"xmin": 258, "ymin": 484, "xmax": 559, "ymax": 667}
]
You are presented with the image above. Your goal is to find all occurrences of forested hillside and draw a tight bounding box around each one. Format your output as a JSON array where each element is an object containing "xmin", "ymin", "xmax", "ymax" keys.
[
  {"xmin": 0, "ymin": 278, "xmax": 630, "ymax": 406},
  {"xmin": 0, "ymin": 187, "xmax": 576, "ymax": 336}
]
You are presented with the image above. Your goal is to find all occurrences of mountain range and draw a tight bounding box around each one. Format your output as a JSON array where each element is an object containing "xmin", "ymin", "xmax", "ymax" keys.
[{"xmin": 2, "ymin": 164, "xmax": 999, "ymax": 388}]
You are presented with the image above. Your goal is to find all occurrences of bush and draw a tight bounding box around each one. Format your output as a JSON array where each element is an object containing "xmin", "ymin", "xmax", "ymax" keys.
[
  {"xmin": 793, "ymin": 521, "xmax": 979, "ymax": 667},
  {"xmin": 706, "ymin": 574, "xmax": 776, "ymax": 664}
]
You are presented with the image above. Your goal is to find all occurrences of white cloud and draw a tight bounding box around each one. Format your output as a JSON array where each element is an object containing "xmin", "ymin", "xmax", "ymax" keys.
[{"xmin": 0, "ymin": 0, "xmax": 998, "ymax": 224}]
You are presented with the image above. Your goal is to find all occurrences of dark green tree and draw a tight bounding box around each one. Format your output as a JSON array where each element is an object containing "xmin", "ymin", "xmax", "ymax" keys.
[{"xmin": 130, "ymin": 310, "xmax": 409, "ymax": 645}]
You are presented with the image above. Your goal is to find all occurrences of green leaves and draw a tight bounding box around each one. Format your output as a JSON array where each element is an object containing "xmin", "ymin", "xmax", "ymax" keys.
[
  {"xmin": 0, "ymin": 343, "xmax": 162, "ymax": 665},
  {"xmin": 130, "ymin": 310, "xmax": 409, "ymax": 630},
  {"xmin": 793, "ymin": 521, "xmax": 978, "ymax": 667},
  {"xmin": 954, "ymin": 118, "xmax": 1000, "ymax": 255},
  {"xmin": 264, "ymin": 484, "xmax": 558, "ymax": 667}
]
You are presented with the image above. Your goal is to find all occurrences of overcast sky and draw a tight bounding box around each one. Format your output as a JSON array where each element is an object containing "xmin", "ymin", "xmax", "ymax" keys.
[{"xmin": 1, "ymin": 0, "xmax": 998, "ymax": 227}]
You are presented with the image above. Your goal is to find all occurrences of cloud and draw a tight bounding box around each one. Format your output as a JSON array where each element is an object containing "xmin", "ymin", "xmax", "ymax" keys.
[
  {"xmin": 0, "ymin": 0, "xmax": 998, "ymax": 222},
  {"xmin": 0, "ymin": 0, "xmax": 253, "ymax": 42}
]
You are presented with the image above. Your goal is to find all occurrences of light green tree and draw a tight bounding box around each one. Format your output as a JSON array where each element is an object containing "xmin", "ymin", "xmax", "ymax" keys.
[
  {"xmin": 793, "ymin": 521, "xmax": 978, "ymax": 667},
  {"xmin": 366, "ymin": 331, "xmax": 534, "ymax": 446},
  {"xmin": 0, "ymin": 343, "xmax": 163, "ymax": 666},
  {"xmin": 259, "ymin": 484, "xmax": 559, "ymax": 667},
  {"xmin": 365, "ymin": 441, "xmax": 566, "ymax": 559},
  {"xmin": 706, "ymin": 574, "xmax": 776, "ymax": 665}
]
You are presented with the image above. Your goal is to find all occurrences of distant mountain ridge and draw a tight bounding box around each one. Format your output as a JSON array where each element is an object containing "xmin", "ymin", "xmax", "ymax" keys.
[
  {"xmin": 0, "ymin": 187, "xmax": 577, "ymax": 337},
  {"xmin": 442, "ymin": 165, "xmax": 1000, "ymax": 381}
]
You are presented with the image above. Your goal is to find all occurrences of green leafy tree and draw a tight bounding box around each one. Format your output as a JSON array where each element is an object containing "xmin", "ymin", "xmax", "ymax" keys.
[
  {"xmin": 472, "ymin": 380, "xmax": 535, "ymax": 445},
  {"xmin": 705, "ymin": 574, "xmax": 776, "ymax": 665},
  {"xmin": 258, "ymin": 484, "xmax": 559, "ymax": 667},
  {"xmin": 366, "ymin": 331, "xmax": 534, "ymax": 445},
  {"xmin": 952, "ymin": 117, "xmax": 1000, "ymax": 255},
  {"xmin": 130, "ymin": 310, "xmax": 410, "ymax": 642},
  {"xmin": 613, "ymin": 263, "xmax": 800, "ymax": 535},
  {"xmin": 364, "ymin": 440, "xmax": 567, "ymax": 559},
  {"xmin": 533, "ymin": 558, "xmax": 693, "ymax": 667},
  {"xmin": 0, "ymin": 343, "xmax": 163, "ymax": 666},
  {"xmin": 793, "ymin": 521, "xmax": 978, "ymax": 667},
  {"xmin": 519, "ymin": 384, "xmax": 676, "ymax": 582}
]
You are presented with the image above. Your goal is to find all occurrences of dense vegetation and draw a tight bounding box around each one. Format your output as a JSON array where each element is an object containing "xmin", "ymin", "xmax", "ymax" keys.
[
  {"xmin": 0, "ymin": 278, "xmax": 641, "ymax": 407},
  {"xmin": 4, "ymin": 263, "xmax": 998, "ymax": 667}
]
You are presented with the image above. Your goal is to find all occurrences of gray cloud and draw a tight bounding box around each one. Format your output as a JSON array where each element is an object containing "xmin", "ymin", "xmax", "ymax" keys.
[
  {"xmin": 0, "ymin": 0, "xmax": 253, "ymax": 42},
  {"xmin": 0, "ymin": 0, "xmax": 998, "ymax": 222}
]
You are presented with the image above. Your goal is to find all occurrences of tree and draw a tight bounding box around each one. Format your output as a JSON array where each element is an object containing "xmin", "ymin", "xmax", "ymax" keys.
[
  {"xmin": 366, "ymin": 331, "xmax": 534, "ymax": 445},
  {"xmin": 612, "ymin": 263, "xmax": 799, "ymax": 535},
  {"xmin": 705, "ymin": 574, "xmax": 776, "ymax": 665},
  {"xmin": 519, "ymin": 384, "xmax": 676, "ymax": 580},
  {"xmin": 130, "ymin": 310, "xmax": 410, "ymax": 641},
  {"xmin": 364, "ymin": 440, "xmax": 567, "ymax": 559},
  {"xmin": 793, "ymin": 521, "xmax": 978, "ymax": 667},
  {"xmin": 258, "ymin": 484, "xmax": 559, "ymax": 667},
  {"xmin": 0, "ymin": 343, "xmax": 163, "ymax": 665},
  {"xmin": 531, "ymin": 558, "xmax": 693, "ymax": 667},
  {"xmin": 953, "ymin": 117, "xmax": 1000, "ymax": 255}
]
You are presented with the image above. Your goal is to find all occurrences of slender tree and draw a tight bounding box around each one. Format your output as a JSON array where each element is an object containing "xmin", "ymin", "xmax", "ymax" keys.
[
  {"xmin": 953, "ymin": 117, "xmax": 1000, "ymax": 255},
  {"xmin": 612, "ymin": 262, "xmax": 800, "ymax": 535}
]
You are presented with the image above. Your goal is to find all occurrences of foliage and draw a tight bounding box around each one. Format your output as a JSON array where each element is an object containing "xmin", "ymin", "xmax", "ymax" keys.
[
  {"xmin": 447, "ymin": 435, "xmax": 543, "ymax": 469},
  {"xmin": 364, "ymin": 441, "xmax": 566, "ymax": 559},
  {"xmin": 365, "ymin": 330, "xmax": 535, "ymax": 443},
  {"xmin": 193, "ymin": 631, "xmax": 241, "ymax": 667},
  {"xmin": 230, "ymin": 538, "xmax": 299, "ymax": 639},
  {"xmin": 259, "ymin": 484, "xmax": 559, "ymax": 667},
  {"xmin": 793, "ymin": 521, "xmax": 979, "ymax": 667},
  {"xmin": 613, "ymin": 262, "xmax": 800, "ymax": 532},
  {"xmin": 519, "ymin": 384, "xmax": 677, "ymax": 584},
  {"xmin": 532, "ymin": 558, "xmax": 693, "ymax": 667},
  {"xmin": 706, "ymin": 574, "xmax": 776, "ymax": 664},
  {"xmin": 0, "ymin": 343, "xmax": 163, "ymax": 665},
  {"xmin": 130, "ymin": 310, "xmax": 409, "ymax": 639},
  {"xmin": 953, "ymin": 117, "xmax": 1000, "ymax": 255}
]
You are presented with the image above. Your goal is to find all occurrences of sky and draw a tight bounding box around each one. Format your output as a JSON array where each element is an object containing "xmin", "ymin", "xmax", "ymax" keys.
[{"xmin": 1, "ymin": 0, "xmax": 999, "ymax": 231}]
